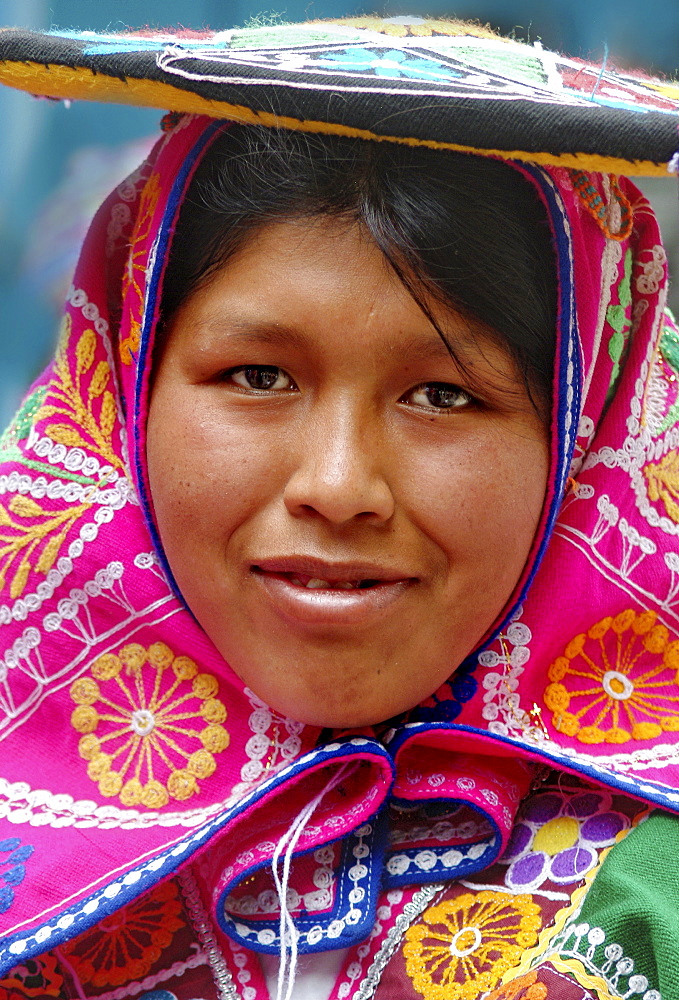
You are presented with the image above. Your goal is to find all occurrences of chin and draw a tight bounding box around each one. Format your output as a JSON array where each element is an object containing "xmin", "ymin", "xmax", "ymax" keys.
[{"xmin": 265, "ymin": 691, "xmax": 403, "ymax": 730}]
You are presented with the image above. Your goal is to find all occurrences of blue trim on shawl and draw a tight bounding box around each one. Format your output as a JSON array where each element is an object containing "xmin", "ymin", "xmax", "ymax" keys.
[{"xmin": 133, "ymin": 119, "xmax": 225, "ymax": 602}]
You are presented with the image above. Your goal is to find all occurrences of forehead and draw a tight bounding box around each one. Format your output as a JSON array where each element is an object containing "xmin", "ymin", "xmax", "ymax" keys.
[{"xmin": 161, "ymin": 217, "xmax": 502, "ymax": 368}]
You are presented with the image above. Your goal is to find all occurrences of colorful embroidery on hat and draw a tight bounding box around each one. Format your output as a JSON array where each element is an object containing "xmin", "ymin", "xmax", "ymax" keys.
[
  {"xmin": 544, "ymin": 609, "xmax": 679, "ymax": 744},
  {"xmin": 60, "ymin": 879, "xmax": 184, "ymax": 987},
  {"xmin": 0, "ymin": 838, "xmax": 35, "ymax": 916},
  {"xmin": 403, "ymin": 891, "xmax": 542, "ymax": 999},
  {"xmin": 70, "ymin": 642, "xmax": 229, "ymax": 807},
  {"xmin": 322, "ymin": 17, "xmax": 499, "ymax": 39},
  {"xmin": 315, "ymin": 47, "xmax": 456, "ymax": 82}
]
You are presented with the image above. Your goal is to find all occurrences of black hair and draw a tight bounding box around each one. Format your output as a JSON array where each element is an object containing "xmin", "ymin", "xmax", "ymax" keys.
[{"xmin": 161, "ymin": 124, "xmax": 557, "ymax": 413}]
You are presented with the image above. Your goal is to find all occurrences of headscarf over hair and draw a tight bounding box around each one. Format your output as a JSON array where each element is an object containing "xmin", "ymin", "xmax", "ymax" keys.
[{"xmin": 1, "ymin": 108, "xmax": 679, "ymax": 975}]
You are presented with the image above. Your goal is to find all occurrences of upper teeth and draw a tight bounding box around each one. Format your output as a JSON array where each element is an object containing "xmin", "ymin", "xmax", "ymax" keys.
[{"xmin": 291, "ymin": 577, "xmax": 357, "ymax": 589}]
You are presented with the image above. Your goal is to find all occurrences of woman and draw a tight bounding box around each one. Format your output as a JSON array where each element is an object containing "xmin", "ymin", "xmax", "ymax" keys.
[{"xmin": 1, "ymin": 16, "xmax": 679, "ymax": 1000}]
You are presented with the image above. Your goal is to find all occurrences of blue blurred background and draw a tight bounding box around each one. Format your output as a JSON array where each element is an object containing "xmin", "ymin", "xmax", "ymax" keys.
[{"xmin": 2, "ymin": 0, "xmax": 679, "ymax": 423}]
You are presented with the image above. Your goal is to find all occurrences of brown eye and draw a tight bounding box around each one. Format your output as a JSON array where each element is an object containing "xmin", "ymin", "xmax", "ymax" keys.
[
  {"xmin": 406, "ymin": 382, "xmax": 473, "ymax": 410},
  {"xmin": 230, "ymin": 366, "xmax": 294, "ymax": 391}
]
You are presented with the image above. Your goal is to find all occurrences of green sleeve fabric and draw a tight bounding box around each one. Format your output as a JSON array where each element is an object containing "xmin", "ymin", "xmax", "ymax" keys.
[{"xmin": 551, "ymin": 809, "xmax": 679, "ymax": 999}]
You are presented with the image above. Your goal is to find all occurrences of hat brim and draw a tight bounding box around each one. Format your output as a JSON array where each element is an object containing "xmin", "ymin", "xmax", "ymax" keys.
[{"xmin": 1, "ymin": 23, "xmax": 678, "ymax": 175}]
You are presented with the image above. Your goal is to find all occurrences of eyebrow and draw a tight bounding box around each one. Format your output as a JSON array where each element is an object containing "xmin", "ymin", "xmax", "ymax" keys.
[{"xmin": 191, "ymin": 315, "xmax": 483, "ymax": 366}]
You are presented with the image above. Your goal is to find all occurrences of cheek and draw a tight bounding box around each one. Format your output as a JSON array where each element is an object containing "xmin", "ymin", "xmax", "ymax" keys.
[
  {"xmin": 398, "ymin": 428, "xmax": 548, "ymax": 573},
  {"xmin": 146, "ymin": 390, "xmax": 285, "ymax": 556}
]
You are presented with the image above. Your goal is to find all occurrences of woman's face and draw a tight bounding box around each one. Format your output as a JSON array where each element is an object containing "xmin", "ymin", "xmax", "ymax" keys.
[{"xmin": 147, "ymin": 219, "xmax": 549, "ymax": 727}]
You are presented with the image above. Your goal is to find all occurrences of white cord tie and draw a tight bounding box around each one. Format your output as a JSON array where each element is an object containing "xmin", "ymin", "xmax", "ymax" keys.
[{"xmin": 272, "ymin": 762, "xmax": 355, "ymax": 1000}]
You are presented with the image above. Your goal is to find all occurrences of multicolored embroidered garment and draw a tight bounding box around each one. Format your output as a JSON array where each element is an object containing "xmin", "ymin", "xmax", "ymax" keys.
[{"xmin": 1, "ymin": 16, "xmax": 679, "ymax": 1000}]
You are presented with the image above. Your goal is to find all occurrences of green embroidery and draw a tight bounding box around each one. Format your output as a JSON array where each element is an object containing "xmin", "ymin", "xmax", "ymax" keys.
[
  {"xmin": 606, "ymin": 248, "xmax": 633, "ymax": 399},
  {"xmin": 0, "ymin": 385, "xmax": 48, "ymax": 453},
  {"xmin": 660, "ymin": 321, "xmax": 679, "ymax": 374},
  {"xmin": 447, "ymin": 45, "xmax": 549, "ymax": 87},
  {"xmin": 651, "ymin": 401, "xmax": 679, "ymax": 438},
  {"xmin": 0, "ymin": 384, "xmax": 98, "ymax": 485},
  {"xmin": 229, "ymin": 24, "xmax": 363, "ymax": 48},
  {"xmin": 2, "ymin": 456, "xmax": 97, "ymax": 485}
]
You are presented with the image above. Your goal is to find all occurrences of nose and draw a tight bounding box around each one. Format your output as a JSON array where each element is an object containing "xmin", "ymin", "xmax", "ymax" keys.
[{"xmin": 283, "ymin": 399, "xmax": 395, "ymax": 525}]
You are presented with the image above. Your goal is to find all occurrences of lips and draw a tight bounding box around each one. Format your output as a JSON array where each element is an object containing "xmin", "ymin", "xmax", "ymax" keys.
[{"xmin": 250, "ymin": 558, "xmax": 416, "ymax": 625}]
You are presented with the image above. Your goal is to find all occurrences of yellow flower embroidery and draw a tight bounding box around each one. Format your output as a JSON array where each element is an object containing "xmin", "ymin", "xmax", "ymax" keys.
[
  {"xmin": 119, "ymin": 171, "xmax": 161, "ymax": 365},
  {"xmin": 544, "ymin": 609, "xmax": 679, "ymax": 744},
  {"xmin": 322, "ymin": 16, "xmax": 499, "ymax": 39},
  {"xmin": 645, "ymin": 450, "xmax": 679, "ymax": 523},
  {"xmin": 70, "ymin": 642, "xmax": 229, "ymax": 807},
  {"xmin": 37, "ymin": 315, "xmax": 122, "ymax": 470},
  {"xmin": 0, "ymin": 320, "xmax": 125, "ymax": 600},
  {"xmin": 403, "ymin": 891, "xmax": 541, "ymax": 1000},
  {"xmin": 0, "ymin": 492, "xmax": 91, "ymax": 599}
]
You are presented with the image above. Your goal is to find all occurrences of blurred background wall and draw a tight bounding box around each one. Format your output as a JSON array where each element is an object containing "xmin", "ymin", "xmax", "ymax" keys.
[{"xmin": 1, "ymin": 0, "xmax": 679, "ymax": 423}]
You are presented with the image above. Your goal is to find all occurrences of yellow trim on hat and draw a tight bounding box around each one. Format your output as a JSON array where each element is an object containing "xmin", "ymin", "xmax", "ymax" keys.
[{"xmin": 0, "ymin": 58, "xmax": 672, "ymax": 176}]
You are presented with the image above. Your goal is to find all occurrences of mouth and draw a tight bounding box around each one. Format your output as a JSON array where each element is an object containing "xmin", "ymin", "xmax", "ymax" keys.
[
  {"xmin": 250, "ymin": 560, "xmax": 416, "ymax": 625},
  {"xmin": 264, "ymin": 572, "xmax": 384, "ymax": 591}
]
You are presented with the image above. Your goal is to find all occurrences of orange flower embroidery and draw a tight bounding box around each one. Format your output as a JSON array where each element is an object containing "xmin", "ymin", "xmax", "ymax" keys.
[
  {"xmin": 120, "ymin": 171, "xmax": 161, "ymax": 365},
  {"xmin": 544, "ymin": 609, "xmax": 679, "ymax": 744},
  {"xmin": 61, "ymin": 879, "xmax": 184, "ymax": 987},
  {"xmin": 403, "ymin": 890, "xmax": 541, "ymax": 1000},
  {"xmin": 71, "ymin": 641, "xmax": 230, "ymax": 807},
  {"xmin": 0, "ymin": 953, "xmax": 63, "ymax": 998}
]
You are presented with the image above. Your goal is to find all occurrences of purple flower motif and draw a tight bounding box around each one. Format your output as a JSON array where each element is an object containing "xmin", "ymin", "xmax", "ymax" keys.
[
  {"xmin": 0, "ymin": 837, "xmax": 35, "ymax": 913},
  {"xmin": 500, "ymin": 789, "xmax": 628, "ymax": 891}
]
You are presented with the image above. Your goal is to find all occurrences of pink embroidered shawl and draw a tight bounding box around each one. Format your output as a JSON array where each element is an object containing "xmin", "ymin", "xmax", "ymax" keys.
[{"xmin": 1, "ymin": 112, "xmax": 678, "ymax": 971}]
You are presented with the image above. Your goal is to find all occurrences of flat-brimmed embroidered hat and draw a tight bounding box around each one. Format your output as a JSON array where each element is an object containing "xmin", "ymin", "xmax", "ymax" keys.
[{"xmin": 1, "ymin": 16, "xmax": 679, "ymax": 174}]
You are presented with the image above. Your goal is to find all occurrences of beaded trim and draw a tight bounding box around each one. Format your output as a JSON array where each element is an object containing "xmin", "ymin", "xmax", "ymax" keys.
[
  {"xmin": 352, "ymin": 884, "xmax": 443, "ymax": 1000},
  {"xmin": 178, "ymin": 867, "xmax": 239, "ymax": 1000}
]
